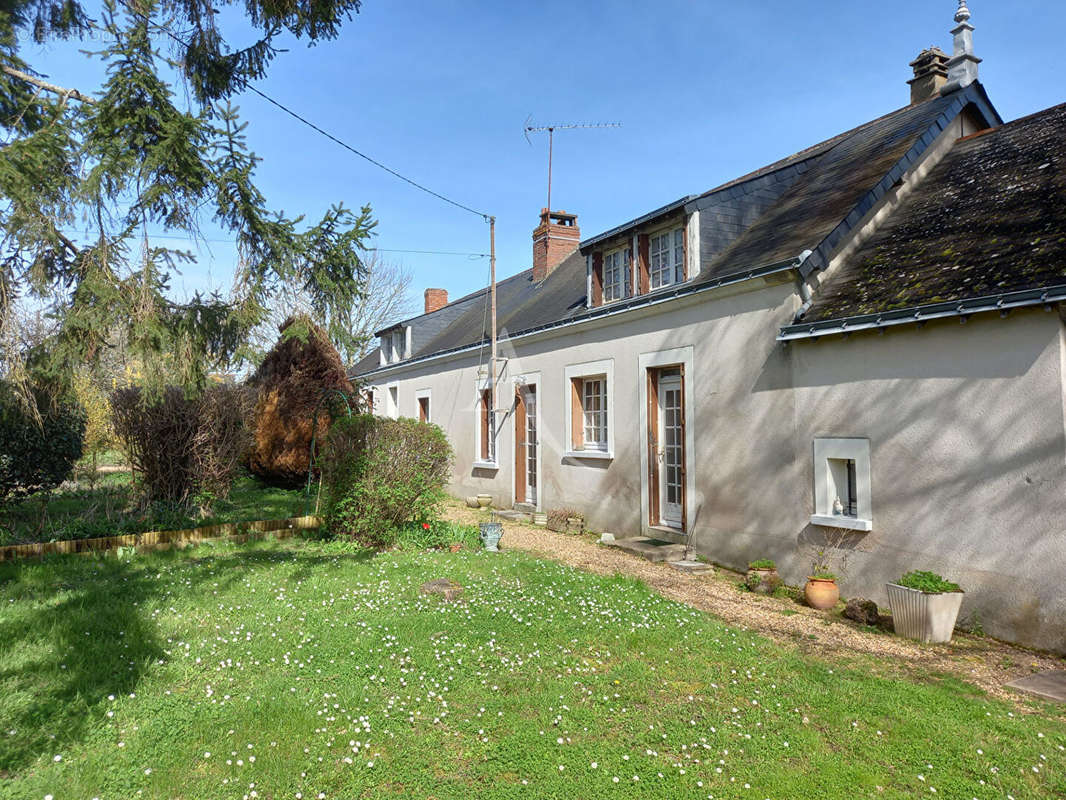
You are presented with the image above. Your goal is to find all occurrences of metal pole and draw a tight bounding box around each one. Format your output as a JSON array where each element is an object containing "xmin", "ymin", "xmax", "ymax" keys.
[
  {"xmin": 489, "ymin": 215, "xmax": 498, "ymax": 458},
  {"xmin": 546, "ymin": 127, "xmax": 553, "ymax": 217}
]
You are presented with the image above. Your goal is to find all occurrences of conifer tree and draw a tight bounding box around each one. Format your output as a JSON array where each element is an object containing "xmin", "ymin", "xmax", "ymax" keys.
[{"xmin": 0, "ymin": 0, "xmax": 370, "ymax": 397}]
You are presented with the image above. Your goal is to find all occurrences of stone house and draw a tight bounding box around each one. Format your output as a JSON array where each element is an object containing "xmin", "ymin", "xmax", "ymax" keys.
[{"xmin": 353, "ymin": 5, "xmax": 1066, "ymax": 651}]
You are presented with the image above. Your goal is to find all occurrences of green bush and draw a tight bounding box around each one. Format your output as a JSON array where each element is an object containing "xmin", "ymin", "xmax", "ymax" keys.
[
  {"xmin": 0, "ymin": 383, "xmax": 86, "ymax": 503},
  {"xmin": 748, "ymin": 559, "xmax": 776, "ymax": 570},
  {"xmin": 320, "ymin": 414, "xmax": 452, "ymax": 548},
  {"xmin": 898, "ymin": 570, "xmax": 961, "ymax": 594}
]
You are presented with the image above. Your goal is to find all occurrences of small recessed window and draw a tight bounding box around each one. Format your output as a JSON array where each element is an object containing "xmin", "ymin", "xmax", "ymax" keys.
[
  {"xmin": 812, "ymin": 438, "xmax": 872, "ymax": 531},
  {"xmin": 603, "ymin": 248, "xmax": 631, "ymax": 302}
]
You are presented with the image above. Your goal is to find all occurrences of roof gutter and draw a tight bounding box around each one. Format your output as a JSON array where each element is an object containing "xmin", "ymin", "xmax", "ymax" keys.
[
  {"xmin": 778, "ymin": 284, "xmax": 1066, "ymax": 341},
  {"xmin": 356, "ymin": 255, "xmax": 802, "ymax": 379}
]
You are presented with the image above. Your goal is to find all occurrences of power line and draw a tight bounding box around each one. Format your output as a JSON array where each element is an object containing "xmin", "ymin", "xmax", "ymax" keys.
[{"xmin": 120, "ymin": 2, "xmax": 492, "ymax": 222}]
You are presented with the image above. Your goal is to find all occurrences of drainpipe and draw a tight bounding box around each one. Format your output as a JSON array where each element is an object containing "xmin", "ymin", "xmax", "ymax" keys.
[{"xmin": 794, "ymin": 250, "xmax": 814, "ymax": 320}]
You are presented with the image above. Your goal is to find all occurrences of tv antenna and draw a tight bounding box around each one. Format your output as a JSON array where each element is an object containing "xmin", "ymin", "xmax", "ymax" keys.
[{"xmin": 524, "ymin": 117, "xmax": 622, "ymax": 216}]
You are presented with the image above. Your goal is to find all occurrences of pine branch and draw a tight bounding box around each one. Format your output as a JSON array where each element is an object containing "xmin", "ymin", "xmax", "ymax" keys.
[{"xmin": 1, "ymin": 66, "xmax": 96, "ymax": 105}]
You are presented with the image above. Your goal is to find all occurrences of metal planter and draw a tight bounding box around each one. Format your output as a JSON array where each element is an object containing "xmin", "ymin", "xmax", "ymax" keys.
[
  {"xmin": 479, "ymin": 522, "xmax": 503, "ymax": 552},
  {"xmin": 885, "ymin": 583, "xmax": 963, "ymax": 643}
]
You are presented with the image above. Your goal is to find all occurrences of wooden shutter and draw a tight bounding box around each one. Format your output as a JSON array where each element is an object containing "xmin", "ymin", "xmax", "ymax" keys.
[
  {"xmin": 570, "ymin": 378, "xmax": 584, "ymax": 450},
  {"xmin": 647, "ymin": 369, "xmax": 660, "ymax": 525},
  {"xmin": 591, "ymin": 251, "xmax": 604, "ymax": 307},
  {"xmin": 637, "ymin": 234, "xmax": 650, "ymax": 294},
  {"xmin": 418, "ymin": 396, "xmax": 429, "ymax": 423},
  {"xmin": 480, "ymin": 389, "xmax": 490, "ymax": 461}
]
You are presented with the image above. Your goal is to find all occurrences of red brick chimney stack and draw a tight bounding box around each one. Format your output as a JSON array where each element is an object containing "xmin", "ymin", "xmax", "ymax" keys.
[
  {"xmin": 424, "ymin": 288, "xmax": 448, "ymax": 314},
  {"xmin": 532, "ymin": 209, "xmax": 580, "ymax": 282}
]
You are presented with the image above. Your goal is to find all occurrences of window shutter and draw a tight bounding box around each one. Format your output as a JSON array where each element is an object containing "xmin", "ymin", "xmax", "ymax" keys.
[
  {"xmin": 637, "ymin": 234, "xmax": 650, "ymax": 294},
  {"xmin": 570, "ymin": 378, "xmax": 584, "ymax": 450},
  {"xmin": 591, "ymin": 251, "xmax": 604, "ymax": 307}
]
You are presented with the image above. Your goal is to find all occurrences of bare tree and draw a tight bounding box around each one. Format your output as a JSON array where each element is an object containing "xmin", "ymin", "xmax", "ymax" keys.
[{"xmin": 251, "ymin": 252, "xmax": 417, "ymax": 368}]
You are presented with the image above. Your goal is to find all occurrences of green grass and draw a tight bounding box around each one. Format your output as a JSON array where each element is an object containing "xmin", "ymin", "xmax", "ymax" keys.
[
  {"xmin": 1, "ymin": 539, "xmax": 1064, "ymax": 799},
  {"xmin": 0, "ymin": 474, "xmax": 307, "ymax": 546}
]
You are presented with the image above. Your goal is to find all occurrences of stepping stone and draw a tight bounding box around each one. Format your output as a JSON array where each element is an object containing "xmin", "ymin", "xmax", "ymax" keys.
[
  {"xmin": 669, "ymin": 560, "xmax": 712, "ymax": 574},
  {"xmin": 607, "ymin": 537, "xmax": 687, "ymax": 563},
  {"xmin": 1005, "ymin": 670, "xmax": 1066, "ymax": 702},
  {"xmin": 496, "ymin": 510, "xmax": 529, "ymax": 522},
  {"xmin": 420, "ymin": 579, "xmax": 464, "ymax": 603},
  {"xmin": 513, "ymin": 502, "xmax": 537, "ymax": 514}
]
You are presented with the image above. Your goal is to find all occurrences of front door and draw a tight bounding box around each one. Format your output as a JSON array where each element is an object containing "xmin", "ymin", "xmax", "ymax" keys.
[
  {"xmin": 514, "ymin": 385, "xmax": 538, "ymax": 506},
  {"xmin": 648, "ymin": 367, "xmax": 685, "ymax": 529}
]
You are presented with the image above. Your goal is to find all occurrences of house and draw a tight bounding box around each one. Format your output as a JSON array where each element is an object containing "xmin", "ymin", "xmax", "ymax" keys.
[{"xmin": 352, "ymin": 5, "xmax": 1066, "ymax": 652}]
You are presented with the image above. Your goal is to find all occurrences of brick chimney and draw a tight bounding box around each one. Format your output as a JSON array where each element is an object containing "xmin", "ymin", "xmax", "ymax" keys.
[
  {"xmin": 424, "ymin": 288, "xmax": 448, "ymax": 314},
  {"xmin": 908, "ymin": 47, "xmax": 949, "ymax": 104},
  {"xmin": 532, "ymin": 209, "xmax": 580, "ymax": 282}
]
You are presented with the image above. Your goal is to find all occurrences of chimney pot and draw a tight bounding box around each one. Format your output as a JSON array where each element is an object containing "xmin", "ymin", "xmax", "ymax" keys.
[
  {"xmin": 424, "ymin": 288, "xmax": 448, "ymax": 314},
  {"xmin": 908, "ymin": 47, "xmax": 950, "ymax": 104},
  {"xmin": 532, "ymin": 209, "xmax": 580, "ymax": 282}
]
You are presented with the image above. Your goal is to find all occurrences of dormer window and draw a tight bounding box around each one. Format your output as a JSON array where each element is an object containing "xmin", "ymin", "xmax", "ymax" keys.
[
  {"xmin": 380, "ymin": 326, "xmax": 412, "ymax": 365},
  {"xmin": 603, "ymin": 247, "xmax": 631, "ymax": 303},
  {"xmin": 649, "ymin": 227, "xmax": 685, "ymax": 289}
]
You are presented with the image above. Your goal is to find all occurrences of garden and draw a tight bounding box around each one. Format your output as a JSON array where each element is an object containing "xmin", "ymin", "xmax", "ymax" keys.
[{"xmin": 3, "ymin": 536, "xmax": 1065, "ymax": 799}]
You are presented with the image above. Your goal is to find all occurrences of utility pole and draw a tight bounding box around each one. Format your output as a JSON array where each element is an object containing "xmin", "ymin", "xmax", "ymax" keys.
[{"xmin": 489, "ymin": 215, "xmax": 498, "ymax": 452}]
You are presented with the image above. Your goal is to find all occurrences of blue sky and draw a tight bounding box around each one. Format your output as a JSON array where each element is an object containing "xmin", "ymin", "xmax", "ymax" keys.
[{"xmin": 30, "ymin": 0, "xmax": 1066, "ymax": 313}]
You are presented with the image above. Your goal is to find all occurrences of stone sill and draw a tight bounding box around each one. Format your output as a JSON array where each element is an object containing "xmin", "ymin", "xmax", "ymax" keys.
[
  {"xmin": 564, "ymin": 450, "xmax": 613, "ymax": 461},
  {"xmin": 472, "ymin": 461, "xmax": 500, "ymax": 471},
  {"xmin": 810, "ymin": 514, "xmax": 873, "ymax": 532}
]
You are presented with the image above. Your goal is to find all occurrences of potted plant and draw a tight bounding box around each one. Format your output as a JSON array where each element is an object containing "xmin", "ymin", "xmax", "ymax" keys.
[
  {"xmin": 804, "ymin": 571, "xmax": 839, "ymax": 609},
  {"xmin": 745, "ymin": 559, "xmax": 781, "ymax": 594},
  {"xmin": 886, "ymin": 570, "xmax": 963, "ymax": 643}
]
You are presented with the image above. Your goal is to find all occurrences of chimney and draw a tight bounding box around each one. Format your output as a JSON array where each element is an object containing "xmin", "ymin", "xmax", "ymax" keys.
[
  {"xmin": 532, "ymin": 209, "xmax": 580, "ymax": 282},
  {"xmin": 424, "ymin": 288, "xmax": 448, "ymax": 314},
  {"xmin": 940, "ymin": 0, "xmax": 980, "ymax": 95},
  {"xmin": 908, "ymin": 47, "xmax": 949, "ymax": 104}
]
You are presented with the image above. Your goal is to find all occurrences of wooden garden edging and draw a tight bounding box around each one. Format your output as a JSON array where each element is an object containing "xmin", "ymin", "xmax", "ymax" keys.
[{"xmin": 0, "ymin": 515, "xmax": 323, "ymax": 562}]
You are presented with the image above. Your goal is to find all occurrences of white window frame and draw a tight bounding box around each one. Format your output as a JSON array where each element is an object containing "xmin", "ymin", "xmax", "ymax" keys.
[
  {"xmin": 564, "ymin": 359, "xmax": 615, "ymax": 460},
  {"xmin": 602, "ymin": 246, "xmax": 630, "ymax": 303},
  {"xmin": 384, "ymin": 382, "xmax": 400, "ymax": 420},
  {"xmin": 472, "ymin": 376, "xmax": 499, "ymax": 470},
  {"xmin": 649, "ymin": 226, "xmax": 685, "ymax": 290},
  {"xmin": 415, "ymin": 388, "xmax": 432, "ymax": 423},
  {"xmin": 811, "ymin": 438, "xmax": 873, "ymax": 531}
]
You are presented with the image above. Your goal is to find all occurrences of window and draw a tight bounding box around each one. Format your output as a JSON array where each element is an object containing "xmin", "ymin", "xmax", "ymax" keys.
[
  {"xmin": 580, "ymin": 378, "xmax": 607, "ymax": 450},
  {"xmin": 564, "ymin": 359, "xmax": 614, "ymax": 458},
  {"xmin": 812, "ymin": 438, "xmax": 872, "ymax": 531},
  {"xmin": 387, "ymin": 386, "xmax": 399, "ymax": 419},
  {"xmin": 603, "ymin": 247, "xmax": 630, "ymax": 302},
  {"xmin": 417, "ymin": 393, "xmax": 430, "ymax": 423},
  {"xmin": 478, "ymin": 388, "xmax": 496, "ymax": 464},
  {"xmin": 649, "ymin": 227, "xmax": 685, "ymax": 289},
  {"xmin": 381, "ymin": 327, "xmax": 410, "ymax": 364}
]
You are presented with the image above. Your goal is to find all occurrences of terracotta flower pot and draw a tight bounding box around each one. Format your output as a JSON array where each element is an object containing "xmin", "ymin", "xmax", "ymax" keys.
[
  {"xmin": 805, "ymin": 577, "xmax": 840, "ymax": 610},
  {"xmin": 747, "ymin": 567, "xmax": 781, "ymax": 595}
]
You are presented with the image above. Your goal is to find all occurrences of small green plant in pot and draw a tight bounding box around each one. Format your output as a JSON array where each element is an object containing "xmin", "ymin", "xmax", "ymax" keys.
[
  {"xmin": 745, "ymin": 559, "xmax": 781, "ymax": 594},
  {"xmin": 886, "ymin": 570, "xmax": 963, "ymax": 643}
]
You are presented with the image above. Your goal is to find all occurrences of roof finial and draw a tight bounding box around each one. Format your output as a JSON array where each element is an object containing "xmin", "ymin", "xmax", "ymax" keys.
[{"xmin": 941, "ymin": 0, "xmax": 980, "ymax": 95}]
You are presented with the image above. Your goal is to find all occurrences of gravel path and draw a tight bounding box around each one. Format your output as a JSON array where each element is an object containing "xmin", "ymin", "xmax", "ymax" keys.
[{"xmin": 444, "ymin": 500, "xmax": 1066, "ymax": 705}]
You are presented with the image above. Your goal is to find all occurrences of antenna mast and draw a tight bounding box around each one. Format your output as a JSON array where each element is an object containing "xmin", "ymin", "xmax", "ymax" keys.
[{"xmin": 524, "ymin": 119, "xmax": 622, "ymax": 218}]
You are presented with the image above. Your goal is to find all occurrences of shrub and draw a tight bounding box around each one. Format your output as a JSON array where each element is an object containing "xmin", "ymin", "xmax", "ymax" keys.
[
  {"xmin": 192, "ymin": 383, "xmax": 254, "ymax": 504},
  {"xmin": 247, "ymin": 315, "xmax": 355, "ymax": 488},
  {"xmin": 0, "ymin": 383, "xmax": 86, "ymax": 503},
  {"xmin": 748, "ymin": 559, "xmax": 776, "ymax": 570},
  {"xmin": 320, "ymin": 414, "xmax": 452, "ymax": 548},
  {"xmin": 71, "ymin": 368, "xmax": 115, "ymax": 486},
  {"xmin": 898, "ymin": 570, "xmax": 961, "ymax": 594},
  {"xmin": 111, "ymin": 384, "xmax": 252, "ymax": 507}
]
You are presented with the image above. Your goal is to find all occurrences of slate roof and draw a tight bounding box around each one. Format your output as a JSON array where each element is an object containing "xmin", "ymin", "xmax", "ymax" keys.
[
  {"xmin": 794, "ymin": 102, "xmax": 1066, "ymax": 328},
  {"xmin": 353, "ymin": 85, "xmax": 1002, "ymax": 377}
]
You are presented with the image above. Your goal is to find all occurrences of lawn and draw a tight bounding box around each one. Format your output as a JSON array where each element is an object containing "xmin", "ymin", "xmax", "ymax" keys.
[
  {"xmin": 0, "ymin": 473, "xmax": 308, "ymax": 546},
  {"xmin": 1, "ymin": 539, "xmax": 1064, "ymax": 799}
]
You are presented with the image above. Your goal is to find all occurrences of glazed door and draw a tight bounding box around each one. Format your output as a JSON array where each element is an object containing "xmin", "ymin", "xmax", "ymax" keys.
[
  {"xmin": 514, "ymin": 386, "xmax": 538, "ymax": 506},
  {"xmin": 656, "ymin": 370, "xmax": 684, "ymax": 529}
]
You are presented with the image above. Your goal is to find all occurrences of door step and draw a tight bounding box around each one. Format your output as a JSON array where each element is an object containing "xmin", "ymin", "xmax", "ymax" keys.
[
  {"xmin": 607, "ymin": 537, "xmax": 688, "ymax": 563},
  {"xmin": 496, "ymin": 510, "xmax": 530, "ymax": 522},
  {"xmin": 513, "ymin": 502, "xmax": 537, "ymax": 515},
  {"xmin": 669, "ymin": 560, "xmax": 713, "ymax": 574}
]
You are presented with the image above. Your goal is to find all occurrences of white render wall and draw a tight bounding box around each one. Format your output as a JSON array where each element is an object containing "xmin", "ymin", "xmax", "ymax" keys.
[{"xmin": 366, "ymin": 288, "xmax": 1066, "ymax": 652}]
